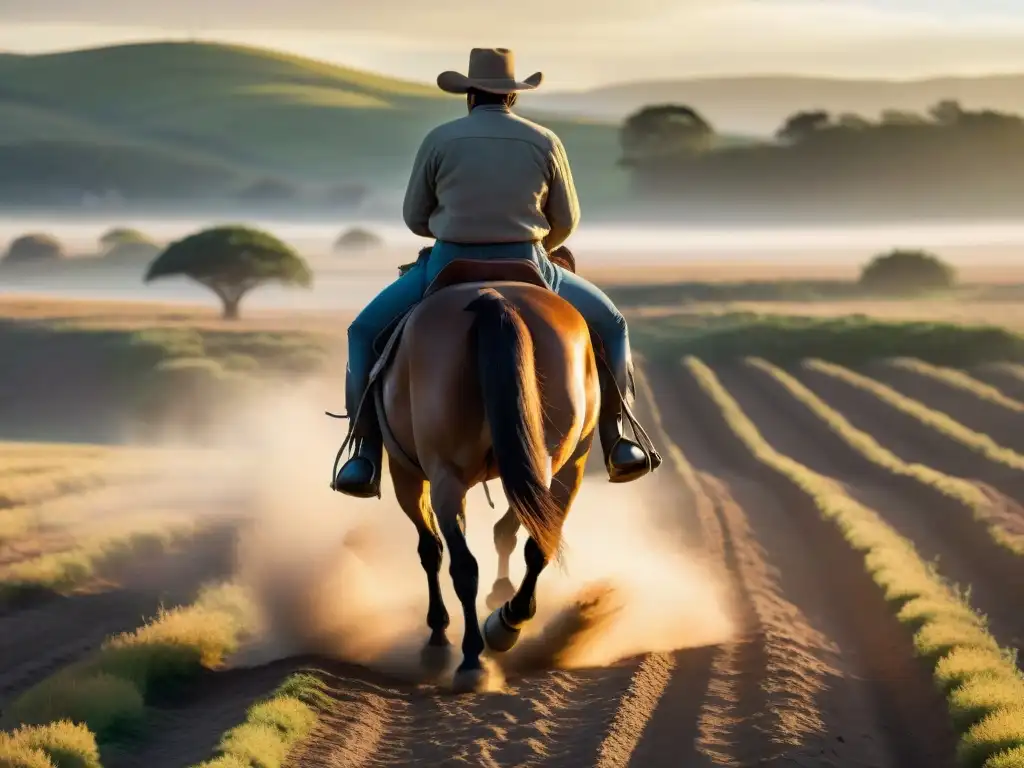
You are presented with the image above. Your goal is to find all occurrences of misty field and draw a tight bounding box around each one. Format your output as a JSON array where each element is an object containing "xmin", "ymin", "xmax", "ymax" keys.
[{"xmin": 2, "ymin": 281, "xmax": 1024, "ymax": 768}]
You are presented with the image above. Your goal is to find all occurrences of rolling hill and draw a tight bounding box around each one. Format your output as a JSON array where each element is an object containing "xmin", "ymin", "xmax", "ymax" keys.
[
  {"xmin": 525, "ymin": 73, "xmax": 1024, "ymax": 135},
  {"xmin": 0, "ymin": 41, "xmax": 631, "ymax": 208}
]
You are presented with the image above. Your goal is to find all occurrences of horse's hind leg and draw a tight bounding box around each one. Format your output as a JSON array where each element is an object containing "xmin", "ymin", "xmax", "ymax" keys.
[
  {"xmin": 431, "ymin": 473, "xmax": 489, "ymax": 693},
  {"xmin": 391, "ymin": 462, "xmax": 450, "ymax": 655},
  {"xmin": 484, "ymin": 435, "xmax": 591, "ymax": 652},
  {"xmin": 486, "ymin": 507, "xmax": 520, "ymax": 611}
]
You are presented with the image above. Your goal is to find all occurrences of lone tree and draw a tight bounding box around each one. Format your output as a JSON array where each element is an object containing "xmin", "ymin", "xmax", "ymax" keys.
[
  {"xmin": 2, "ymin": 233, "xmax": 64, "ymax": 264},
  {"xmin": 144, "ymin": 225, "xmax": 312, "ymax": 320},
  {"xmin": 859, "ymin": 249, "xmax": 956, "ymax": 295},
  {"xmin": 619, "ymin": 104, "xmax": 715, "ymax": 165}
]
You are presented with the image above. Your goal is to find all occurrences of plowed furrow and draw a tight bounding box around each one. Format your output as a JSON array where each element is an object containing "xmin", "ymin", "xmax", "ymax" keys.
[
  {"xmin": 796, "ymin": 364, "xmax": 1024, "ymax": 504},
  {"xmin": 103, "ymin": 659, "xmax": 309, "ymax": 768},
  {"xmin": 865, "ymin": 361, "xmax": 1024, "ymax": 454},
  {"xmin": 646, "ymin": 361, "xmax": 956, "ymax": 768},
  {"xmin": 971, "ymin": 362, "xmax": 1024, "ymax": 400},
  {"xmin": 720, "ymin": 362, "xmax": 1024, "ymax": 660}
]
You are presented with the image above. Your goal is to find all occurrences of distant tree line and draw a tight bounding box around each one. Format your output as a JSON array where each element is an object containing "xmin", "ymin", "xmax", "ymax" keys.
[
  {"xmin": 620, "ymin": 99, "xmax": 1024, "ymax": 218},
  {"xmin": 0, "ymin": 141, "xmax": 371, "ymax": 212}
]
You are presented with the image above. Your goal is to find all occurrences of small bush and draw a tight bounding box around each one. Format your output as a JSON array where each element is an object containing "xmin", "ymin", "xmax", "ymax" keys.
[
  {"xmin": 103, "ymin": 242, "xmax": 161, "ymax": 263},
  {"xmin": 98, "ymin": 228, "xmax": 152, "ymax": 251},
  {"xmin": 334, "ymin": 227, "xmax": 383, "ymax": 252},
  {"xmin": 2, "ymin": 234, "xmax": 64, "ymax": 264},
  {"xmin": 859, "ymin": 249, "xmax": 956, "ymax": 295}
]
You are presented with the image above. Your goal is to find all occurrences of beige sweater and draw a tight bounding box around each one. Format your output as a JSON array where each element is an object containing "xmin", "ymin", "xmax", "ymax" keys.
[{"xmin": 402, "ymin": 104, "xmax": 580, "ymax": 252}]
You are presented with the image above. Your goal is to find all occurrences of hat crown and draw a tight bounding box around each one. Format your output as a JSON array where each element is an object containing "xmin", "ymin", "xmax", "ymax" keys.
[{"xmin": 467, "ymin": 48, "xmax": 516, "ymax": 81}]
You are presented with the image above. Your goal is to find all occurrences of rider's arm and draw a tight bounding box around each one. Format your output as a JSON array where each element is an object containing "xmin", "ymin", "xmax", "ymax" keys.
[
  {"xmin": 541, "ymin": 135, "xmax": 580, "ymax": 253},
  {"xmin": 402, "ymin": 134, "xmax": 439, "ymax": 239}
]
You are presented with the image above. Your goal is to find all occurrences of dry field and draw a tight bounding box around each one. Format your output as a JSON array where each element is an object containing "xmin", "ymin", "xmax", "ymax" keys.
[{"xmin": 2, "ymin": 292, "xmax": 1024, "ymax": 768}]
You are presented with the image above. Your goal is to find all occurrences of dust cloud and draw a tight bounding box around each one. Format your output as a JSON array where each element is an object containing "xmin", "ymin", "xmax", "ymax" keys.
[{"xmin": 193, "ymin": 378, "xmax": 734, "ymax": 682}]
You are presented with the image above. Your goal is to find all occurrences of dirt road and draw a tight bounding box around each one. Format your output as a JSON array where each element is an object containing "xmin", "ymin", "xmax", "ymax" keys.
[{"xmin": 275, "ymin": 361, "xmax": 957, "ymax": 767}]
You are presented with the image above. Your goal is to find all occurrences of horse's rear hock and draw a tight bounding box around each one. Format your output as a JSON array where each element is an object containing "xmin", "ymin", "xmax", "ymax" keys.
[
  {"xmin": 487, "ymin": 507, "xmax": 519, "ymax": 611},
  {"xmin": 483, "ymin": 435, "xmax": 591, "ymax": 655},
  {"xmin": 430, "ymin": 475, "xmax": 491, "ymax": 693}
]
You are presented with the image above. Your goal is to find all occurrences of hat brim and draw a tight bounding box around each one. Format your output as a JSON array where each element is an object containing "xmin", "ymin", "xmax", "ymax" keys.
[{"xmin": 436, "ymin": 70, "xmax": 543, "ymax": 95}]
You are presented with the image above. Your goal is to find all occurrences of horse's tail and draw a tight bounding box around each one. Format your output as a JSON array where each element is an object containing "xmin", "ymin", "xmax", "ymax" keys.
[{"xmin": 465, "ymin": 289, "xmax": 563, "ymax": 562}]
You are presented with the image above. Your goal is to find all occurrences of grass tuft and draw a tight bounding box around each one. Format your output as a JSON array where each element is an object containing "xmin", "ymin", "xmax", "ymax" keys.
[
  {"xmin": 884, "ymin": 358, "xmax": 1024, "ymax": 413},
  {"xmin": 0, "ymin": 721, "xmax": 101, "ymax": 768},
  {"xmin": 805, "ymin": 359, "xmax": 1024, "ymax": 472},
  {"xmin": 190, "ymin": 672, "xmax": 328, "ymax": 768}
]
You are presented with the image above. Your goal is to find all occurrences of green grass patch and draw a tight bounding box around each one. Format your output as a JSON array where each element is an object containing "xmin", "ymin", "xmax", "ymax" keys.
[
  {"xmin": 743, "ymin": 357, "xmax": 1024, "ymax": 554},
  {"xmin": 0, "ymin": 41, "xmax": 630, "ymax": 207},
  {"xmin": 630, "ymin": 313, "xmax": 1024, "ymax": 366},
  {"xmin": 683, "ymin": 355, "xmax": 1024, "ymax": 768},
  {"xmin": 1, "ymin": 583, "xmax": 258, "ymax": 743},
  {"xmin": 191, "ymin": 672, "xmax": 331, "ymax": 768}
]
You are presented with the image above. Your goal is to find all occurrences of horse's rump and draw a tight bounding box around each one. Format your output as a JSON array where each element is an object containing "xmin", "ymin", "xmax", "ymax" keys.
[{"xmin": 382, "ymin": 282, "xmax": 598, "ymax": 512}]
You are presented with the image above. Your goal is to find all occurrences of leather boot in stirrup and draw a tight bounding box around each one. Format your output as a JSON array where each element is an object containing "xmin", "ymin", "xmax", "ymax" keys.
[
  {"xmin": 598, "ymin": 349, "xmax": 662, "ymax": 483},
  {"xmin": 332, "ymin": 368, "xmax": 383, "ymax": 499}
]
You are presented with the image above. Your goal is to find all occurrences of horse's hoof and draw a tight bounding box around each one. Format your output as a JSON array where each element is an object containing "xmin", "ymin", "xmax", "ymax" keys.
[
  {"xmin": 452, "ymin": 667, "xmax": 488, "ymax": 694},
  {"xmin": 485, "ymin": 578, "xmax": 516, "ymax": 611},
  {"xmin": 420, "ymin": 640, "xmax": 452, "ymax": 673},
  {"xmin": 483, "ymin": 604, "xmax": 522, "ymax": 653}
]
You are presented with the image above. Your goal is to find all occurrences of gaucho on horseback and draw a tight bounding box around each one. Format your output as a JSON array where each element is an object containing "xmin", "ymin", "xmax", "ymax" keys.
[{"xmin": 333, "ymin": 47, "xmax": 661, "ymax": 500}]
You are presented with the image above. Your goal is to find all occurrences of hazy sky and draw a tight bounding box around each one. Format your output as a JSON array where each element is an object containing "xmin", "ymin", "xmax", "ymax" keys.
[{"xmin": 3, "ymin": 0, "xmax": 1024, "ymax": 87}]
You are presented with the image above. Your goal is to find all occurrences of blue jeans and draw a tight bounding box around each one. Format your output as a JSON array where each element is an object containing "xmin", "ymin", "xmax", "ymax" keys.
[{"xmin": 346, "ymin": 241, "xmax": 629, "ymax": 396}]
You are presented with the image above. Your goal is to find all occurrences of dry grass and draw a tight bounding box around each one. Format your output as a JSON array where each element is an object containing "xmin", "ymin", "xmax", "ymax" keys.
[
  {"xmin": 0, "ymin": 295, "xmax": 354, "ymax": 333},
  {"xmin": 0, "ymin": 460, "xmax": 161, "ymax": 511},
  {"xmin": 805, "ymin": 359, "xmax": 1024, "ymax": 472},
  {"xmin": 744, "ymin": 357, "xmax": 1024, "ymax": 555},
  {"xmin": 684, "ymin": 355, "xmax": 1024, "ymax": 768},
  {"xmin": 0, "ymin": 521, "xmax": 199, "ymax": 600},
  {"xmin": 1, "ymin": 583, "xmax": 258, "ymax": 742},
  {"xmin": 882, "ymin": 358, "xmax": 1024, "ymax": 412},
  {"xmin": 191, "ymin": 673, "xmax": 329, "ymax": 768},
  {"xmin": 0, "ymin": 721, "xmax": 101, "ymax": 768},
  {"xmin": 671, "ymin": 300, "xmax": 1024, "ymax": 332}
]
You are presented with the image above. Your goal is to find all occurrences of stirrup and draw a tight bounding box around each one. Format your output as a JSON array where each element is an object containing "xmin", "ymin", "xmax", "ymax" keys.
[{"xmin": 595, "ymin": 354, "xmax": 661, "ymax": 480}]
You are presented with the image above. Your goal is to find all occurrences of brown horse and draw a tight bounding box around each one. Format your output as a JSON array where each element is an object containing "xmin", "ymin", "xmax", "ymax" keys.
[{"xmin": 368, "ymin": 255, "xmax": 600, "ymax": 692}]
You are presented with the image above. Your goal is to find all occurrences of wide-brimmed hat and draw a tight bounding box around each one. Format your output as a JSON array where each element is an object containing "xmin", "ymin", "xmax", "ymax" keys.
[{"xmin": 437, "ymin": 48, "xmax": 543, "ymax": 95}]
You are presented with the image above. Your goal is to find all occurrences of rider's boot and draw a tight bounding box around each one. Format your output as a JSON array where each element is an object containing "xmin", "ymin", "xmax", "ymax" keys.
[
  {"xmin": 332, "ymin": 362, "xmax": 383, "ymax": 499},
  {"xmin": 597, "ymin": 342, "xmax": 662, "ymax": 483}
]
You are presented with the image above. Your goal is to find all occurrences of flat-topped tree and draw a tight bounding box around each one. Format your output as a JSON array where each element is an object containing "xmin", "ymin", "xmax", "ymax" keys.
[{"xmin": 144, "ymin": 225, "xmax": 312, "ymax": 319}]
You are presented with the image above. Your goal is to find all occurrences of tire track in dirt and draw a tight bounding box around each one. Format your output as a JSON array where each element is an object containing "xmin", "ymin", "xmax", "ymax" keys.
[
  {"xmin": 799, "ymin": 364, "xmax": 1024, "ymax": 508},
  {"xmin": 0, "ymin": 524, "xmax": 237, "ymax": 711},
  {"xmin": 719, "ymin": 361, "xmax": 1024, "ymax": 664},
  {"xmin": 647, "ymin": 360, "xmax": 956, "ymax": 768},
  {"xmin": 864, "ymin": 361, "xmax": 1024, "ymax": 455}
]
